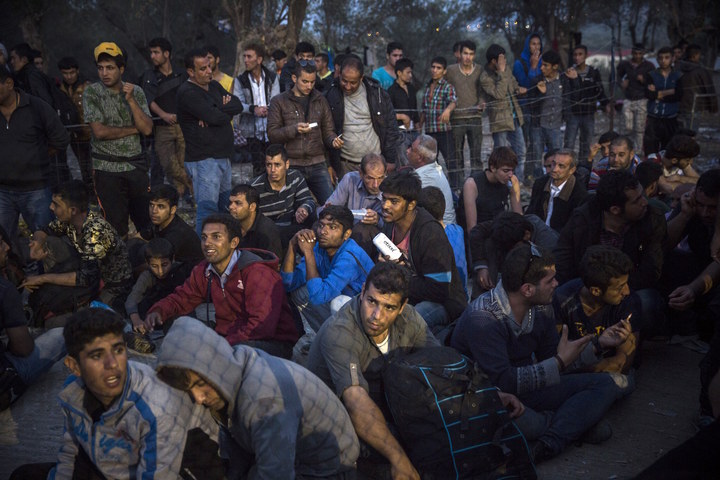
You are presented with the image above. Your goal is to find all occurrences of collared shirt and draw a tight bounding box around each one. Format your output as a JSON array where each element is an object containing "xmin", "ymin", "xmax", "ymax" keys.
[
  {"xmin": 249, "ymin": 71, "xmax": 269, "ymax": 141},
  {"xmin": 322, "ymin": 171, "xmax": 384, "ymax": 226},
  {"xmin": 414, "ymin": 162, "xmax": 456, "ymax": 224},
  {"xmin": 545, "ymin": 179, "xmax": 567, "ymax": 226},
  {"xmin": 206, "ymin": 250, "xmax": 241, "ymax": 289},
  {"xmin": 422, "ymin": 77, "xmax": 457, "ymax": 133}
]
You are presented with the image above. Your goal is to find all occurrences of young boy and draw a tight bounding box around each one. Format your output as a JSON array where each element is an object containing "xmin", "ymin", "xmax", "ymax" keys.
[
  {"xmin": 656, "ymin": 133, "xmax": 700, "ymax": 195},
  {"xmin": 125, "ymin": 238, "xmax": 191, "ymax": 333},
  {"xmin": 529, "ymin": 50, "xmax": 564, "ymax": 178},
  {"xmin": 157, "ymin": 316, "xmax": 360, "ymax": 479},
  {"xmin": 10, "ymin": 308, "xmax": 222, "ymax": 479}
]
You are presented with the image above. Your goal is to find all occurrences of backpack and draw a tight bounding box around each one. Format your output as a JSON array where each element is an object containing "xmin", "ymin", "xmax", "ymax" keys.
[{"xmin": 383, "ymin": 347, "xmax": 537, "ymax": 480}]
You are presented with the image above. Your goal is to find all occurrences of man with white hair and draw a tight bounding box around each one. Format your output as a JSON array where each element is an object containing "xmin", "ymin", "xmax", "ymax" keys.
[{"xmin": 406, "ymin": 134, "xmax": 456, "ymax": 224}]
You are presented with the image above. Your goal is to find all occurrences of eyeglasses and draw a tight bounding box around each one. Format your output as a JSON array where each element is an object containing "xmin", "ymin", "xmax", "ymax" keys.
[
  {"xmin": 521, "ymin": 242, "xmax": 542, "ymax": 284},
  {"xmin": 298, "ymin": 59, "xmax": 316, "ymax": 67}
]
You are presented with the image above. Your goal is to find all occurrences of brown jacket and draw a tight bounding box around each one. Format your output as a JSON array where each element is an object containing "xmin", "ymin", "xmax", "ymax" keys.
[{"xmin": 267, "ymin": 88, "xmax": 337, "ymax": 167}]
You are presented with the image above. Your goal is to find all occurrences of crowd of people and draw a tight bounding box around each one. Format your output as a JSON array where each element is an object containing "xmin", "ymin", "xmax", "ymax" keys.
[{"xmin": 1, "ymin": 32, "xmax": 720, "ymax": 479}]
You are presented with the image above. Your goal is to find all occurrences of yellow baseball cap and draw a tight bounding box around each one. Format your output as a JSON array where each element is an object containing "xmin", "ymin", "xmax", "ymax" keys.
[{"xmin": 94, "ymin": 42, "xmax": 123, "ymax": 61}]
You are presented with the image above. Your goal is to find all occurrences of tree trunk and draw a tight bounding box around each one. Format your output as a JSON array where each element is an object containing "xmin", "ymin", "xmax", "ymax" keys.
[{"xmin": 284, "ymin": 0, "xmax": 308, "ymax": 51}]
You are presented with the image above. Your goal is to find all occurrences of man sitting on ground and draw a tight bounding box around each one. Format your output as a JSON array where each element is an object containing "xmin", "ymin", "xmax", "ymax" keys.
[
  {"xmin": 1, "ymin": 226, "xmax": 65, "ymax": 412},
  {"xmin": 553, "ymin": 245, "xmax": 641, "ymax": 374},
  {"xmin": 306, "ymin": 262, "xmax": 439, "ymax": 479},
  {"xmin": 526, "ymin": 149, "xmax": 588, "ymax": 231},
  {"xmin": 250, "ymin": 144, "xmax": 316, "ymax": 247},
  {"xmin": 10, "ymin": 308, "xmax": 222, "ymax": 479},
  {"xmin": 157, "ymin": 316, "xmax": 360, "ymax": 479},
  {"xmin": 145, "ymin": 214, "xmax": 298, "ymax": 358},
  {"xmin": 282, "ymin": 205, "xmax": 375, "ymax": 334},
  {"xmin": 451, "ymin": 244, "xmax": 634, "ymax": 463},
  {"xmin": 588, "ymin": 135, "xmax": 643, "ymax": 191},
  {"xmin": 228, "ymin": 183, "xmax": 283, "ymax": 260},
  {"xmin": 379, "ymin": 170, "xmax": 467, "ymax": 332},
  {"xmin": 21, "ymin": 180, "xmax": 132, "ymax": 314}
]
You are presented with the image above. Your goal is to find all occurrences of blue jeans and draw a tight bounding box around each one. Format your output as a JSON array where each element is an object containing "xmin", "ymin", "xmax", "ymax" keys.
[
  {"xmin": 414, "ymin": 301, "xmax": 449, "ymax": 335},
  {"xmin": 530, "ymin": 126, "xmax": 563, "ymax": 179},
  {"xmin": 292, "ymin": 163, "xmax": 334, "ymax": 205},
  {"xmin": 564, "ymin": 114, "xmax": 595, "ymax": 164},
  {"xmin": 185, "ymin": 158, "xmax": 232, "ymax": 236},
  {"xmin": 493, "ymin": 119, "xmax": 527, "ymax": 182},
  {"xmin": 290, "ymin": 285, "xmax": 333, "ymax": 334},
  {"xmin": 0, "ymin": 187, "xmax": 53, "ymax": 241},
  {"xmin": 6, "ymin": 327, "xmax": 66, "ymax": 385},
  {"xmin": 520, "ymin": 372, "xmax": 634, "ymax": 455}
]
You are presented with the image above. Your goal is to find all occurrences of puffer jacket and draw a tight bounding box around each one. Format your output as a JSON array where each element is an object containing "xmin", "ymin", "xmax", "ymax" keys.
[
  {"xmin": 49, "ymin": 361, "xmax": 218, "ymax": 479},
  {"xmin": 267, "ymin": 88, "xmax": 337, "ymax": 167}
]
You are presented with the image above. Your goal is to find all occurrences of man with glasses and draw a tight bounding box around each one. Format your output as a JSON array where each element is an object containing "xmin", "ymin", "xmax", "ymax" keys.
[{"xmin": 451, "ymin": 243, "xmax": 634, "ymax": 463}]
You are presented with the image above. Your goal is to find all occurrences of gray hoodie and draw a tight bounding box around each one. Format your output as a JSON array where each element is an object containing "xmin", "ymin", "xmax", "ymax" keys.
[{"xmin": 157, "ymin": 317, "xmax": 359, "ymax": 479}]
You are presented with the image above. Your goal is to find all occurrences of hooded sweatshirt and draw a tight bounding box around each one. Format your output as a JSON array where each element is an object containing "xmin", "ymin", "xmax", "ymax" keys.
[
  {"xmin": 157, "ymin": 317, "xmax": 360, "ymax": 479},
  {"xmin": 49, "ymin": 361, "xmax": 218, "ymax": 480},
  {"xmin": 148, "ymin": 248, "xmax": 298, "ymax": 345},
  {"xmin": 512, "ymin": 33, "xmax": 543, "ymax": 106}
]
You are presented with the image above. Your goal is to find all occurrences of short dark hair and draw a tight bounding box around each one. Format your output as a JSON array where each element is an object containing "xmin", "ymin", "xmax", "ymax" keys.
[
  {"xmin": 341, "ymin": 55, "xmax": 364, "ymax": 74},
  {"xmin": 333, "ymin": 53, "xmax": 347, "ymax": 69},
  {"xmin": 596, "ymin": 170, "xmax": 640, "ymax": 212},
  {"xmin": 452, "ymin": 41, "xmax": 462, "ymax": 54},
  {"xmin": 184, "ymin": 48, "xmax": 207, "ymax": 69},
  {"xmin": 574, "ymin": 45, "xmax": 588, "ymax": 55},
  {"xmin": 611, "ymin": 135, "xmax": 634, "ymax": 152},
  {"xmin": 295, "ymin": 41, "xmax": 315, "ymax": 56},
  {"xmin": 230, "ymin": 184, "xmax": 259, "ymax": 207},
  {"xmin": 696, "ymin": 169, "xmax": 720, "ymax": 198},
  {"xmin": 501, "ymin": 243, "xmax": 555, "ymax": 292},
  {"xmin": 203, "ymin": 45, "xmax": 220, "ymax": 58},
  {"xmin": 294, "ymin": 59, "xmax": 317, "ymax": 77},
  {"xmin": 685, "ymin": 44, "xmax": 702, "ymax": 59},
  {"xmin": 431, "ymin": 56, "xmax": 447, "ymax": 69},
  {"xmin": 201, "ymin": 213, "xmax": 242, "ymax": 242},
  {"xmin": 541, "ymin": 50, "xmax": 561, "ymax": 66},
  {"xmin": 149, "ymin": 37, "xmax": 172, "ymax": 54},
  {"xmin": 379, "ymin": 170, "xmax": 422, "ymax": 203},
  {"xmin": 265, "ymin": 143, "xmax": 288, "ymax": 161},
  {"xmin": 271, "ymin": 49, "xmax": 287, "ymax": 61},
  {"xmin": 418, "ymin": 186, "xmax": 445, "ymax": 222},
  {"xmin": 64, "ymin": 308, "xmax": 126, "ymax": 359},
  {"xmin": 10, "ymin": 43, "xmax": 33, "ymax": 62},
  {"xmin": 315, "ymin": 52, "xmax": 329, "ymax": 63},
  {"xmin": 665, "ymin": 134, "xmax": 700, "ymax": 159},
  {"xmin": 657, "ymin": 46, "xmax": 673, "ymax": 56},
  {"xmin": 485, "ymin": 44, "xmax": 505, "ymax": 63},
  {"xmin": 488, "ymin": 146, "xmax": 518, "ymax": 169},
  {"xmin": 156, "ymin": 366, "xmax": 195, "ymax": 391},
  {"xmin": 634, "ymin": 161, "xmax": 663, "ymax": 189},
  {"xmin": 319, "ymin": 205, "xmax": 354, "ymax": 233},
  {"xmin": 97, "ymin": 52, "xmax": 125, "ymax": 68},
  {"xmin": 394, "ymin": 58, "xmax": 413, "ymax": 75},
  {"xmin": 387, "ymin": 42, "xmax": 403, "ymax": 55},
  {"xmin": 144, "ymin": 237, "xmax": 175, "ymax": 262},
  {"xmin": 57, "ymin": 56, "xmax": 79, "ymax": 70},
  {"xmin": 580, "ymin": 245, "xmax": 633, "ymax": 292},
  {"xmin": 244, "ymin": 43, "xmax": 265, "ymax": 59},
  {"xmin": 364, "ymin": 262, "xmax": 410, "ymax": 303},
  {"xmin": 598, "ymin": 130, "xmax": 620, "ymax": 145},
  {"xmin": 149, "ymin": 184, "xmax": 179, "ymax": 207},
  {"xmin": 490, "ymin": 212, "xmax": 533, "ymax": 254},
  {"xmin": 52, "ymin": 180, "xmax": 89, "ymax": 213},
  {"xmin": 460, "ymin": 40, "xmax": 477, "ymax": 53}
]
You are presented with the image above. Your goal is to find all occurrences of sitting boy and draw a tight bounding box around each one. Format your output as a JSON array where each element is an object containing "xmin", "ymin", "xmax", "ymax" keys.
[
  {"xmin": 125, "ymin": 238, "xmax": 192, "ymax": 334},
  {"xmin": 656, "ymin": 134, "xmax": 700, "ymax": 195},
  {"xmin": 10, "ymin": 308, "xmax": 222, "ymax": 479}
]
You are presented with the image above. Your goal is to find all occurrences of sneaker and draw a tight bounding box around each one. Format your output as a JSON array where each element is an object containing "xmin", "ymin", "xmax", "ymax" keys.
[
  {"xmin": 0, "ymin": 364, "xmax": 27, "ymax": 411},
  {"xmin": 580, "ymin": 419, "xmax": 613, "ymax": 445},
  {"xmin": 124, "ymin": 331, "xmax": 156, "ymax": 355},
  {"xmin": 530, "ymin": 440, "xmax": 554, "ymax": 464}
]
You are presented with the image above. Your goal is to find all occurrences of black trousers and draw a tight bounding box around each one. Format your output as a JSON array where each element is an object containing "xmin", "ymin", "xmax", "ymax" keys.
[
  {"xmin": 643, "ymin": 115, "xmax": 678, "ymax": 156},
  {"xmin": 94, "ymin": 168, "xmax": 151, "ymax": 238}
]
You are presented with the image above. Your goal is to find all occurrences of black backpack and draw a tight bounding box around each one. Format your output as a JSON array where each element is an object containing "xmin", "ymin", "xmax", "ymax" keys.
[{"xmin": 383, "ymin": 347, "xmax": 537, "ymax": 480}]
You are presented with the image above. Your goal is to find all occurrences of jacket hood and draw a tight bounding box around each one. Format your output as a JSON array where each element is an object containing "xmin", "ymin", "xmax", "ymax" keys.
[
  {"xmin": 157, "ymin": 316, "xmax": 260, "ymax": 413},
  {"xmin": 521, "ymin": 33, "xmax": 543, "ymax": 61},
  {"xmin": 235, "ymin": 247, "xmax": 280, "ymax": 270},
  {"xmin": 674, "ymin": 59, "xmax": 700, "ymax": 74}
]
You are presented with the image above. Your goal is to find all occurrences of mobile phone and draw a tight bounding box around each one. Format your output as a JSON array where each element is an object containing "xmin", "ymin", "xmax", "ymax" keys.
[{"xmin": 308, "ymin": 122, "xmax": 318, "ymax": 128}]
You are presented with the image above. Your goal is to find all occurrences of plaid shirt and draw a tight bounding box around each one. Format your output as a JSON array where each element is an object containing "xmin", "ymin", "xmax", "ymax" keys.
[{"xmin": 422, "ymin": 77, "xmax": 457, "ymax": 133}]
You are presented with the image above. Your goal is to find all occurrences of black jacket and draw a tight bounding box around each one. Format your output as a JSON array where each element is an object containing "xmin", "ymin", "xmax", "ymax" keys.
[
  {"xmin": 0, "ymin": 89, "xmax": 70, "ymax": 191},
  {"xmin": 176, "ymin": 80, "xmax": 243, "ymax": 162},
  {"xmin": 564, "ymin": 65, "xmax": 608, "ymax": 116},
  {"xmin": 325, "ymin": 76, "xmax": 403, "ymax": 168},
  {"xmin": 381, "ymin": 208, "xmax": 467, "ymax": 320},
  {"xmin": 554, "ymin": 197, "xmax": 667, "ymax": 290},
  {"xmin": 526, "ymin": 174, "xmax": 588, "ymax": 231}
]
